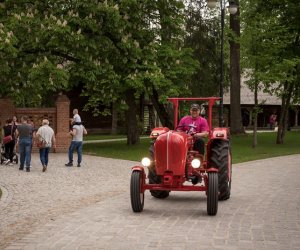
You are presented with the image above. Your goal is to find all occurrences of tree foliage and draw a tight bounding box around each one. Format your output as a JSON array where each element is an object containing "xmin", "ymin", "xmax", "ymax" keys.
[
  {"xmin": 0, "ymin": 0, "xmax": 198, "ymax": 144},
  {"xmin": 241, "ymin": 0, "xmax": 300, "ymax": 144},
  {"xmin": 184, "ymin": 0, "xmax": 220, "ymax": 97}
]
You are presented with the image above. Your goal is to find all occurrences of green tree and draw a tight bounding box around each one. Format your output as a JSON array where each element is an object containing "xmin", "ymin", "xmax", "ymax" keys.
[
  {"xmin": 241, "ymin": 0, "xmax": 300, "ymax": 144},
  {"xmin": 184, "ymin": 0, "xmax": 220, "ymax": 97},
  {"xmin": 0, "ymin": 0, "xmax": 198, "ymax": 144}
]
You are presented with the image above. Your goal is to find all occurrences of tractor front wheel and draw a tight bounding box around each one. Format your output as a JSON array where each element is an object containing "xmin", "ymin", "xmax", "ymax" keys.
[
  {"xmin": 207, "ymin": 172, "xmax": 218, "ymax": 216},
  {"xmin": 130, "ymin": 170, "xmax": 144, "ymax": 212}
]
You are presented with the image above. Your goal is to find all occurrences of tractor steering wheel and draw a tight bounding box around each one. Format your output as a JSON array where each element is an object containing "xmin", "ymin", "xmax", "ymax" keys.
[{"xmin": 175, "ymin": 125, "xmax": 197, "ymax": 135}]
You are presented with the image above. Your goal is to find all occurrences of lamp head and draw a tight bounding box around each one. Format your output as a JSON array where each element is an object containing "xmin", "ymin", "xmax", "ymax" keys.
[
  {"xmin": 228, "ymin": 1, "xmax": 238, "ymax": 14},
  {"xmin": 207, "ymin": 0, "xmax": 238, "ymax": 15},
  {"xmin": 207, "ymin": 0, "xmax": 217, "ymax": 8}
]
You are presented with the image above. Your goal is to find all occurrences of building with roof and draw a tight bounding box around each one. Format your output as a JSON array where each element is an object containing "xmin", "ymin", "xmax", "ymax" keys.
[{"xmin": 222, "ymin": 81, "xmax": 299, "ymax": 129}]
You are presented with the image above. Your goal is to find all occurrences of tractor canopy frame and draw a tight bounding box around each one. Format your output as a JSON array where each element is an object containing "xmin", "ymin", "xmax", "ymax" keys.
[{"xmin": 167, "ymin": 97, "xmax": 221, "ymax": 131}]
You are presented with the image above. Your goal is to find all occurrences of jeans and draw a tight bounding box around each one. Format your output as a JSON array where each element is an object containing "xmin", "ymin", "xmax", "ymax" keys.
[
  {"xmin": 68, "ymin": 141, "xmax": 83, "ymax": 164},
  {"xmin": 194, "ymin": 138, "xmax": 205, "ymax": 155},
  {"xmin": 19, "ymin": 138, "xmax": 32, "ymax": 168},
  {"xmin": 4, "ymin": 140, "xmax": 15, "ymax": 162},
  {"xmin": 39, "ymin": 147, "xmax": 50, "ymax": 166}
]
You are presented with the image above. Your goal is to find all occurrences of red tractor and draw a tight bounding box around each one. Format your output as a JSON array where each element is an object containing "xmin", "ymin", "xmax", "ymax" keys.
[{"xmin": 130, "ymin": 97, "xmax": 232, "ymax": 215}]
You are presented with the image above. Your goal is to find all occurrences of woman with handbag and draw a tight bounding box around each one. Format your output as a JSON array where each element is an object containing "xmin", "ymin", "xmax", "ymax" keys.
[
  {"xmin": 2, "ymin": 118, "xmax": 17, "ymax": 165},
  {"xmin": 35, "ymin": 119, "xmax": 56, "ymax": 172}
]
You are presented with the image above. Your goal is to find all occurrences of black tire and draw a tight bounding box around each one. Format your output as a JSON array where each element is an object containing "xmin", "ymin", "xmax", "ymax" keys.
[
  {"xmin": 148, "ymin": 169, "xmax": 170, "ymax": 199},
  {"xmin": 148, "ymin": 144, "xmax": 170, "ymax": 199},
  {"xmin": 130, "ymin": 171, "xmax": 144, "ymax": 212},
  {"xmin": 210, "ymin": 140, "xmax": 232, "ymax": 201},
  {"xmin": 207, "ymin": 172, "xmax": 218, "ymax": 216}
]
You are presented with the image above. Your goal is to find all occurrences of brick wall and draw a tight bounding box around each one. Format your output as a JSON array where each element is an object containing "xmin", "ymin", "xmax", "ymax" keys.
[
  {"xmin": 55, "ymin": 94, "xmax": 71, "ymax": 153},
  {"xmin": 0, "ymin": 94, "xmax": 71, "ymax": 152},
  {"xmin": 0, "ymin": 97, "xmax": 15, "ymax": 128}
]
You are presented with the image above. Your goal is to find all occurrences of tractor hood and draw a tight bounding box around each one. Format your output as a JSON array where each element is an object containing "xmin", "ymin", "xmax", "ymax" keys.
[{"xmin": 154, "ymin": 131, "xmax": 190, "ymax": 176}]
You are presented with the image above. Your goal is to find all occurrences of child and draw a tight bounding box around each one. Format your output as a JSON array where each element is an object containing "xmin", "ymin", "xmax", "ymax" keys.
[{"xmin": 72, "ymin": 109, "xmax": 82, "ymax": 126}]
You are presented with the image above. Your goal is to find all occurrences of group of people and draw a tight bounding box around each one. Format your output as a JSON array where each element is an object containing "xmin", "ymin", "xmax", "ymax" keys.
[
  {"xmin": 1, "ymin": 115, "xmax": 56, "ymax": 172},
  {"xmin": 1, "ymin": 109, "xmax": 87, "ymax": 172}
]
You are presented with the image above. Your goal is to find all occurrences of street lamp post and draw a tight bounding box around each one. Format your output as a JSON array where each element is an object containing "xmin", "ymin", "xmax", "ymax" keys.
[{"xmin": 207, "ymin": 0, "xmax": 238, "ymax": 127}]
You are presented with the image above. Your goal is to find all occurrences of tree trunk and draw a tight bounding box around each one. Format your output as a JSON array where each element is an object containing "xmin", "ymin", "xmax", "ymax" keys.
[
  {"xmin": 149, "ymin": 105, "xmax": 156, "ymax": 130},
  {"xmin": 111, "ymin": 102, "xmax": 118, "ymax": 135},
  {"xmin": 150, "ymin": 87, "xmax": 173, "ymax": 128},
  {"xmin": 229, "ymin": 1, "xmax": 243, "ymax": 134},
  {"xmin": 252, "ymin": 82, "xmax": 258, "ymax": 148},
  {"xmin": 276, "ymin": 82, "xmax": 293, "ymax": 144},
  {"xmin": 125, "ymin": 89, "xmax": 140, "ymax": 145}
]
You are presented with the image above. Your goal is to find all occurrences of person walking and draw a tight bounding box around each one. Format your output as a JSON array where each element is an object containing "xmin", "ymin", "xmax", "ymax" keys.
[
  {"xmin": 25, "ymin": 118, "xmax": 36, "ymax": 168},
  {"xmin": 242, "ymin": 110, "xmax": 250, "ymax": 133},
  {"xmin": 2, "ymin": 118, "xmax": 17, "ymax": 165},
  {"xmin": 65, "ymin": 120, "xmax": 87, "ymax": 167},
  {"xmin": 269, "ymin": 113, "xmax": 277, "ymax": 130},
  {"xmin": 35, "ymin": 119, "xmax": 56, "ymax": 172},
  {"xmin": 16, "ymin": 116, "xmax": 32, "ymax": 172}
]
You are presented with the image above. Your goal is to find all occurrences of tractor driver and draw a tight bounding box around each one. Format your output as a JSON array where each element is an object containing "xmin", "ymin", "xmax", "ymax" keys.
[{"xmin": 178, "ymin": 104, "xmax": 209, "ymax": 155}]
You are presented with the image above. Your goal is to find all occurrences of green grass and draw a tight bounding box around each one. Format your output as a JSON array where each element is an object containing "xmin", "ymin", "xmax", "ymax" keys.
[
  {"xmin": 83, "ymin": 138, "xmax": 150, "ymax": 161},
  {"xmin": 85, "ymin": 134, "xmax": 127, "ymax": 141},
  {"xmin": 83, "ymin": 131, "xmax": 300, "ymax": 163},
  {"xmin": 231, "ymin": 131, "xmax": 300, "ymax": 163}
]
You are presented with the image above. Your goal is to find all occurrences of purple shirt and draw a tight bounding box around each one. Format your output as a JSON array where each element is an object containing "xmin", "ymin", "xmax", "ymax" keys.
[{"xmin": 178, "ymin": 116, "xmax": 209, "ymax": 133}]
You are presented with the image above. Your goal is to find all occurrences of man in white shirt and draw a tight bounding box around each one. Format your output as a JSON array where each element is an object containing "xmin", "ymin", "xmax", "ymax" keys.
[
  {"xmin": 65, "ymin": 120, "xmax": 87, "ymax": 167},
  {"xmin": 36, "ymin": 119, "xmax": 56, "ymax": 172}
]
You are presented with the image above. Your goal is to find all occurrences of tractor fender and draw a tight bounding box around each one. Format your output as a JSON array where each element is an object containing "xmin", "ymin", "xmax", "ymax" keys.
[
  {"xmin": 150, "ymin": 127, "xmax": 170, "ymax": 139},
  {"xmin": 131, "ymin": 166, "xmax": 146, "ymax": 183},
  {"xmin": 131, "ymin": 166, "xmax": 145, "ymax": 173},
  {"xmin": 211, "ymin": 127, "xmax": 229, "ymax": 140},
  {"xmin": 207, "ymin": 167, "xmax": 218, "ymax": 173}
]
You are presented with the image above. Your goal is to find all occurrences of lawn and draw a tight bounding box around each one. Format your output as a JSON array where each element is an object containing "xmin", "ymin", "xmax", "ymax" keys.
[
  {"xmin": 83, "ymin": 131, "xmax": 300, "ymax": 163},
  {"xmin": 231, "ymin": 132, "xmax": 300, "ymax": 163},
  {"xmin": 84, "ymin": 134, "xmax": 128, "ymax": 141}
]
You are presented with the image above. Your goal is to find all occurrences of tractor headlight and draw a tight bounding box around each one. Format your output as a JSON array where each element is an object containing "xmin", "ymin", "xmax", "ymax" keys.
[
  {"xmin": 191, "ymin": 158, "xmax": 201, "ymax": 169},
  {"xmin": 141, "ymin": 157, "xmax": 151, "ymax": 167}
]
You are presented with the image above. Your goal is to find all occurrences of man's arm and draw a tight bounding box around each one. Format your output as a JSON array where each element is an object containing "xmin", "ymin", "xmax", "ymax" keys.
[
  {"xmin": 177, "ymin": 116, "xmax": 188, "ymax": 131},
  {"xmin": 15, "ymin": 128, "xmax": 19, "ymax": 138},
  {"xmin": 195, "ymin": 117, "xmax": 209, "ymax": 138},
  {"xmin": 83, "ymin": 127, "xmax": 87, "ymax": 135},
  {"xmin": 195, "ymin": 131, "xmax": 209, "ymax": 138},
  {"xmin": 52, "ymin": 134, "xmax": 56, "ymax": 149},
  {"xmin": 70, "ymin": 128, "xmax": 77, "ymax": 136}
]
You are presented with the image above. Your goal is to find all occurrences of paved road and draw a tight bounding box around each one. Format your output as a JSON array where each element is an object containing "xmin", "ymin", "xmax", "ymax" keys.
[{"xmin": 0, "ymin": 153, "xmax": 300, "ymax": 250}]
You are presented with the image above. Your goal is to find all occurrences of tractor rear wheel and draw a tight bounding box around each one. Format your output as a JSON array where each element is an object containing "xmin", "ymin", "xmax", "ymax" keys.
[
  {"xmin": 130, "ymin": 170, "xmax": 144, "ymax": 212},
  {"xmin": 207, "ymin": 172, "xmax": 218, "ymax": 215},
  {"xmin": 211, "ymin": 140, "xmax": 232, "ymax": 201},
  {"xmin": 148, "ymin": 144, "xmax": 170, "ymax": 199}
]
